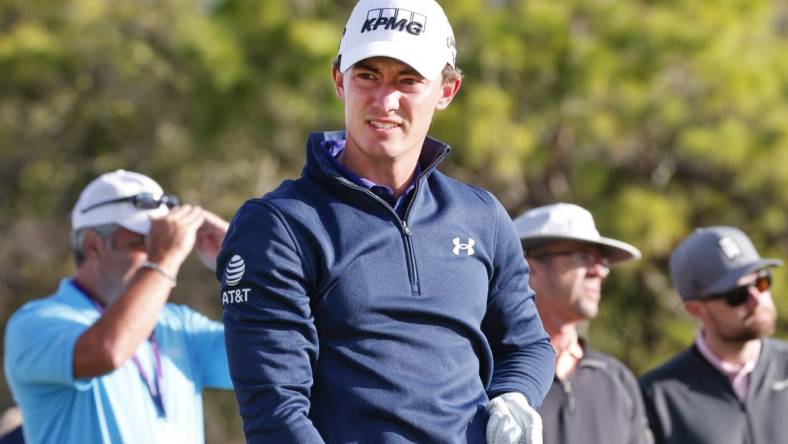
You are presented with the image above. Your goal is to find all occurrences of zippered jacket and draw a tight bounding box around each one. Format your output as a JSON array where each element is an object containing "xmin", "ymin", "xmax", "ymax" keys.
[
  {"xmin": 639, "ymin": 338, "xmax": 788, "ymax": 444},
  {"xmin": 218, "ymin": 131, "xmax": 555, "ymax": 443}
]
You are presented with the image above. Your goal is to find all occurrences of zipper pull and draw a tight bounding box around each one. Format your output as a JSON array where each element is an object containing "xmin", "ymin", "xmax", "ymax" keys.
[{"xmin": 402, "ymin": 221, "xmax": 412, "ymax": 236}]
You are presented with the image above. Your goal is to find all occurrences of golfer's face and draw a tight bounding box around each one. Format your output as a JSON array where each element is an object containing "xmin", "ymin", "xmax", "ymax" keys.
[{"xmin": 334, "ymin": 57, "xmax": 454, "ymax": 165}]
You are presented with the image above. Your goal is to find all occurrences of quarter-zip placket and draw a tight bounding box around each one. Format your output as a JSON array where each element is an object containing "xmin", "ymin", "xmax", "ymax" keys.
[
  {"xmin": 329, "ymin": 146, "xmax": 450, "ymax": 297},
  {"xmin": 333, "ymin": 177, "xmax": 422, "ymax": 294},
  {"xmin": 401, "ymin": 220, "xmax": 419, "ymax": 294},
  {"xmin": 396, "ymin": 149, "xmax": 449, "ymax": 295}
]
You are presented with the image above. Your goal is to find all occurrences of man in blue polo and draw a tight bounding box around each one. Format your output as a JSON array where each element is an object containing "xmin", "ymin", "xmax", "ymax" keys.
[
  {"xmin": 217, "ymin": 0, "xmax": 555, "ymax": 442},
  {"xmin": 4, "ymin": 170, "xmax": 233, "ymax": 443}
]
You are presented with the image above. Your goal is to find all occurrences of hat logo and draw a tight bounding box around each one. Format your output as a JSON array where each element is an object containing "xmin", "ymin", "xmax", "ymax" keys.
[
  {"xmin": 718, "ymin": 237, "xmax": 742, "ymax": 260},
  {"xmin": 224, "ymin": 255, "xmax": 246, "ymax": 287},
  {"xmin": 361, "ymin": 8, "xmax": 426, "ymax": 36}
]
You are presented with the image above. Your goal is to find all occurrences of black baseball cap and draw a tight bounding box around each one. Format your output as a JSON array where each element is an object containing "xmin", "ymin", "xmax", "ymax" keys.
[{"xmin": 669, "ymin": 226, "xmax": 782, "ymax": 300}]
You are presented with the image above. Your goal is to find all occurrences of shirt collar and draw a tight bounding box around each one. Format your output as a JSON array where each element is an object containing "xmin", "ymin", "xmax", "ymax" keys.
[
  {"xmin": 321, "ymin": 139, "xmax": 421, "ymax": 215},
  {"xmin": 696, "ymin": 329, "xmax": 760, "ymax": 373},
  {"xmin": 50, "ymin": 278, "xmax": 101, "ymax": 316}
]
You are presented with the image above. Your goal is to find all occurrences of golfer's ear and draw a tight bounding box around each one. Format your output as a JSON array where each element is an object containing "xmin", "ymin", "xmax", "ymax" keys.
[
  {"xmin": 333, "ymin": 65, "xmax": 345, "ymax": 100},
  {"xmin": 435, "ymin": 78, "xmax": 461, "ymax": 111}
]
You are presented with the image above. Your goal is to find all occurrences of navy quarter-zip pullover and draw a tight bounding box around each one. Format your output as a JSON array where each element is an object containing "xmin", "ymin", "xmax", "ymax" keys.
[{"xmin": 218, "ymin": 131, "xmax": 555, "ymax": 443}]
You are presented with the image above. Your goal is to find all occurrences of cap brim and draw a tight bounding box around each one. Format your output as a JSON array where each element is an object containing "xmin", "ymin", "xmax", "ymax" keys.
[
  {"xmin": 117, "ymin": 206, "xmax": 168, "ymax": 235},
  {"xmin": 702, "ymin": 259, "xmax": 783, "ymax": 296},
  {"xmin": 522, "ymin": 235, "xmax": 641, "ymax": 265}
]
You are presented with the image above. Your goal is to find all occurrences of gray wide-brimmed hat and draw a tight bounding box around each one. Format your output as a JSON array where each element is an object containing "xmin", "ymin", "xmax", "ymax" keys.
[
  {"xmin": 513, "ymin": 203, "xmax": 641, "ymax": 264},
  {"xmin": 669, "ymin": 226, "xmax": 782, "ymax": 300}
]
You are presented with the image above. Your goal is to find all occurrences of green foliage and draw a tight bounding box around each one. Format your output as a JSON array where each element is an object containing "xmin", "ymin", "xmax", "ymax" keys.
[{"xmin": 2, "ymin": 0, "xmax": 788, "ymax": 440}]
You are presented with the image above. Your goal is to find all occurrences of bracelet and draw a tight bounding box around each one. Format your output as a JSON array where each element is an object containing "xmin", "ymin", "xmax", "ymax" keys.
[{"xmin": 140, "ymin": 261, "xmax": 177, "ymax": 287}]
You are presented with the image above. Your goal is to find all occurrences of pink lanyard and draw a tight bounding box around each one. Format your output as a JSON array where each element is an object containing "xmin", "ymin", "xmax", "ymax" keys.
[{"xmin": 74, "ymin": 280, "xmax": 167, "ymax": 418}]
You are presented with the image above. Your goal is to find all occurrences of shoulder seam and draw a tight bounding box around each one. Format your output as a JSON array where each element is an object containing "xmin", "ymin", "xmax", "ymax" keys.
[{"xmin": 254, "ymin": 200, "xmax": 308, "ymax": 271}]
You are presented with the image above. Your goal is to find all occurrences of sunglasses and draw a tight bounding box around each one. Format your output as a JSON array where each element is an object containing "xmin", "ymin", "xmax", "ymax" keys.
[
  {"xmin": 706, "ymin": 271, "xmax": 772, "ymax": 307},
  {"xmin": 529, "ymin": 250, "xmax": 611, "ymax": 275},
  {"xmin": 81, "ymin": 192, "xmax": 180, "ymax": 214}
]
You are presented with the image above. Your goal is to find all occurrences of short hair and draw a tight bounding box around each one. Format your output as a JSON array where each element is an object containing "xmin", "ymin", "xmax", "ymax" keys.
[
  {"xmin": 71, "ymin": 224, "xmax": 120, "ymax": 265},
  {"xmin": 332, "ymin": 56, "xmax": 463, "ymax": 85}
]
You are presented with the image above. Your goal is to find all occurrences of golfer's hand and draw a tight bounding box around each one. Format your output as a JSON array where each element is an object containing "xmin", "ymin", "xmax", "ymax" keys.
[{"xmin": 486, "ymin": 392, "xmax": 542, "ymax": 444}]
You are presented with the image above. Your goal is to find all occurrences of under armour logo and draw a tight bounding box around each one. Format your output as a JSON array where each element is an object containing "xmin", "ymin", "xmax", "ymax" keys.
[
  {"xmin": 772, "ymin": 378, "xmax": 788, "ymax": 391},
  {"xmin": 453, "ymin": 237, "xmax": 475, "ymax": 256}
]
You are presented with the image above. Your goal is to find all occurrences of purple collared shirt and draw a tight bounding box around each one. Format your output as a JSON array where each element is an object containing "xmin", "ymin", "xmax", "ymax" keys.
[
  {"xmin": 695, "ymin": 330, "xmax": 760, "ymax": 401},
  {"xmin": 322, "ymin": 139, "xmax": 420, "ymax": 218}
]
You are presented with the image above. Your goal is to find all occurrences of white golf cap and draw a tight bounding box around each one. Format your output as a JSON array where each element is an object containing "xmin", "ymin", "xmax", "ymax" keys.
[
  {"xmin": 71, "ymin": 170, "xmax": 171, "ymax": 235},
  {"xmin": 338, "ymin": 0, "xmax": 457, "ymax": 80},
  {"xmin": 513, "ymin": 203, "xmax": 641, "ymax": 264}
]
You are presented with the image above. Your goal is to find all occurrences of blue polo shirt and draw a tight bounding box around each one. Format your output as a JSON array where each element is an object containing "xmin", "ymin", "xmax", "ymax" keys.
[{"xmin": 4, "ymin": 279, "xmax": 232, "ymax": 444}]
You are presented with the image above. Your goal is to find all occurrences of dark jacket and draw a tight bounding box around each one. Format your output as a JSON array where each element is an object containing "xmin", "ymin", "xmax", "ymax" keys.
[
  {"xmin": 218, "ymin": 131, "xmax": 555, "ymax": 443},
  {"xmin": 539, "ymin": 344, "xmax": 651, "ymax": 444},
  {"xmin": 639, "ymin": 338, "xmax": 788, "ymax": 444}
]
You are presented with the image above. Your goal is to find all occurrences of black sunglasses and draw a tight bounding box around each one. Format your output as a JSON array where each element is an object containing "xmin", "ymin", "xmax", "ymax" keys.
[
  {"xmin": 706, "ymin": 271, "xmax": 772, "ymax": 307},
  {"xmin": 81, "ymin": 192, "xmax": 180, "ymax": 214},
  {"xmin": 529, "ymin": 250, "xmax": 611, "ymax": 269}
]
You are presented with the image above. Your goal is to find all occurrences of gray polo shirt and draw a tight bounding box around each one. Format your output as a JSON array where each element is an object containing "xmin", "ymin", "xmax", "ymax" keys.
[{"xmin": 539, "ymin": 344, "xmax": 652, "ymax": 444}]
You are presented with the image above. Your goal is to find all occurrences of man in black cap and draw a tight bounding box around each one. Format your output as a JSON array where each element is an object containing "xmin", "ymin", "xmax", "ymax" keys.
[{"xmin": 639, "ymin": 226, "xmax": 788, "ymax": 444}]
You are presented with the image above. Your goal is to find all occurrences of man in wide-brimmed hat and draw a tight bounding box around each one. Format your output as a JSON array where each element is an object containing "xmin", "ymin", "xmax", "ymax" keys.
[{"xmin": 514, "ymin": 203, "xmax": 651, "ymax": 444}]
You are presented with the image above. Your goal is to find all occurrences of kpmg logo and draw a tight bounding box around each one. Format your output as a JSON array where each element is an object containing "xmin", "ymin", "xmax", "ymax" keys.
[
  {"xmin": 361, "ymin": 8, "xmax": 427, "ymax": 36},
  {"xmin": 453, "ymin": 237, "xmax": 476, "ymax": 256}
]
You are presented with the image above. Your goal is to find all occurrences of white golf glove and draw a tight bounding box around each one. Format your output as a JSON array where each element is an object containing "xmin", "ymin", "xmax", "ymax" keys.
[{"xmin": 486, "ymin": 392, "xmax": 543, "ymax": 444}]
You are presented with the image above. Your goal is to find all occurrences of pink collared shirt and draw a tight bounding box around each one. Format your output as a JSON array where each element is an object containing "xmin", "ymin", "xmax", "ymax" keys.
[{"xmin": 695, "ymin": 330, "xmax": 760, "ymax": 401}]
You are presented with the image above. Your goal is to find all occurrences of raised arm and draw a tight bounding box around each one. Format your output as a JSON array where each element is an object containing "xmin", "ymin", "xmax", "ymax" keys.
[{"xmin": 73, "ymin": 205, "xmax": 207, "ymax": 378}]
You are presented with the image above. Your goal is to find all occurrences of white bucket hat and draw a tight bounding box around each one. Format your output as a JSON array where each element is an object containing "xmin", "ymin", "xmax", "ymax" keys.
[
  {"xmin": 513, "ymin": 203, "xmax": 641, "ymax": 264},
  {"xmin": 338, "ymin": 0, "xmax": 457, "ymax": 80},
  {"xmin": 71, "ymin": 170, "xmax": 173, "ymax": 235}
]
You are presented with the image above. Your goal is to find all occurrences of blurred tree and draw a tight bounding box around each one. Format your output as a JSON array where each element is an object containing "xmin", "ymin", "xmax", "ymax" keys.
[
  {"xmin": 1, "ymin": 0, "xmax": 787, "ymax": 440},
  {"xmin": 438, "ymin": 0, "xmax": 788, "ymax": 373}
]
